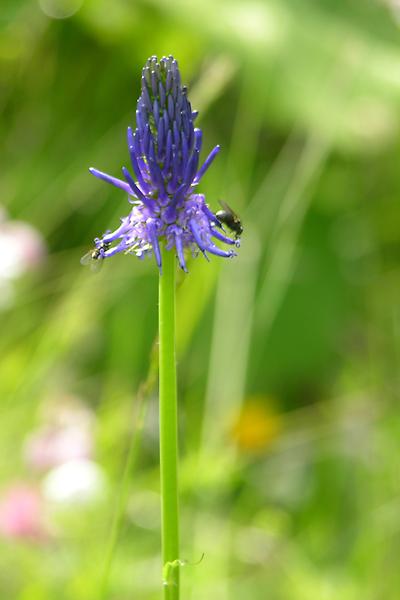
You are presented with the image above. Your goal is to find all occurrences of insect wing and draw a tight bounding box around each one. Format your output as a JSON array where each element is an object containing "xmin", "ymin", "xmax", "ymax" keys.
[
  {"xmin": 80, "ymin": 250, "xmax": 103, "ymax": 273},
  {"xmin": 89, "ymin": 258, "xmax": 103, "ymax": 273},
  {"xmin": 218, "ymin": 199, "xmax": 238, "ymax": 220},
  {"xmin": 80, "ymin": 251, "xmax": 93, "ymax": 266}
]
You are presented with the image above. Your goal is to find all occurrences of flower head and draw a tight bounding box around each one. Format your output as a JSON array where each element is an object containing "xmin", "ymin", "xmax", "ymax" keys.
[{"xmin": 89, "ymin": 55, "xmax": 240, "ymax": 273}]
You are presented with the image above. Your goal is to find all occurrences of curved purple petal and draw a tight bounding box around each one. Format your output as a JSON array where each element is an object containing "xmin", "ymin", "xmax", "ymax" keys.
[
  {"xmin": 175, "ymin": 234, "xmax": 187, "ymax": 272},
  {"xmin": 193, "ymin": 145, "xmax": 221, "ymax": 184},
  {"xmin": 211, "ymin": 227, "xmax": 236, "ymax": 245},
  {"xmin": 89, "ymin": 168, "xmax": 133, "ymax": 195}
]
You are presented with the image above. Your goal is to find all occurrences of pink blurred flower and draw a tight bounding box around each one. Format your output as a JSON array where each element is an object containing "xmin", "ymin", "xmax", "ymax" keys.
[
  {"xmin": 0, "ymin": 485, "xmax": 46, "ymax": 541},
  {"xmin": 24, "ymin": 396, "xmax": 94, "ymax": 471},
  {"xmin": 25, "ymin": 426, "xmax": 93, "ymax": 471}
]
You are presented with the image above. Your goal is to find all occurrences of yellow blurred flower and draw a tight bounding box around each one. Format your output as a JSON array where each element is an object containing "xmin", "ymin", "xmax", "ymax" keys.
[{"xmin": 230, "ymin": 396, "xmax": 282, "ymax": 453}]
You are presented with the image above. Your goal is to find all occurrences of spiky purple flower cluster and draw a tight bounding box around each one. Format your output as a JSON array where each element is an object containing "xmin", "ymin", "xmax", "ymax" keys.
[{"xmin": 89, "ymin": 55, "xmax": 239, "ymax": 273}]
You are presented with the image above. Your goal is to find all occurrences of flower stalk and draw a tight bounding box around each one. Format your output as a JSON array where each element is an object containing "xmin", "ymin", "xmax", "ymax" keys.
[
  {"xmin": 85, "ymin": 55, "xmax": 242, "ymax": 599},
  {"xmin": 159, "ymin": 244, "xmax": 180, "ymax": 599}
]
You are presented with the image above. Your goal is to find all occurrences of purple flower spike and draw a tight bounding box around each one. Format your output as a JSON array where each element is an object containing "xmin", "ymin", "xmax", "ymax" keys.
[{"xmin": 88, "ymin": 56, "xmax": 241, "ymax": 272}]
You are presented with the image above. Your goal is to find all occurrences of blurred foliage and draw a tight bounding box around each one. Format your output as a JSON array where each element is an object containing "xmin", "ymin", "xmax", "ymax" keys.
[{"xmin": 0, "ymin": 0, "xmax": 400, "ymax": 598}]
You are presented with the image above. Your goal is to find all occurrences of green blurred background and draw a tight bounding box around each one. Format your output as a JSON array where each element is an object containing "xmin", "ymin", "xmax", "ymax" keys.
[{"xmin": 1, "ymin": 0, "xmax": 400, "ymax": 598}]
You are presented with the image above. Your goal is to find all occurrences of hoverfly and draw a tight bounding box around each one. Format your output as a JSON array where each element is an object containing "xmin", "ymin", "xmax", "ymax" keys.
[
  {"xmin": 80, "ymin": 242, "xmax": 110, "ymax": 272},
  {"xmin": 215, "ymin": 200, "xmax": 243, "ymax": 239}
]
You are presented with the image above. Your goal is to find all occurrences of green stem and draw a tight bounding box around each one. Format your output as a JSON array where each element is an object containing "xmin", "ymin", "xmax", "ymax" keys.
[{"xmin": 159, "ymin": 245, "xmax": 180, "ymax": 600}]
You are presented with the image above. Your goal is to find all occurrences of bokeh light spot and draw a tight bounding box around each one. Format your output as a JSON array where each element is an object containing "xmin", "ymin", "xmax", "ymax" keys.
[{"xmin": 38, "ymin": 0, "xmax": 83, "ymax": 20}]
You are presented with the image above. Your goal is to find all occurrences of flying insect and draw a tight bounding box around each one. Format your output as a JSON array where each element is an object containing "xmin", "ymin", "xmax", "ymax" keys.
[
  {"xmin": 215, "ymin": 200, "xmax": 243, "ymax": 238},
  {"xmin": 80, "ymin": 241, "xmax": 110, "ymax": 272}
]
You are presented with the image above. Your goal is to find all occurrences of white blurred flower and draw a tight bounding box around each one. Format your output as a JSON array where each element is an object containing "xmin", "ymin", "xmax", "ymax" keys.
[
  {"xmin": 0, "ymin": 220, "xmax": 46, "ymax": 279},
  {"xmin": 42, "ymin": 459, "xmax": 107, "ymax": 506},
  {"xmin": 0, "ymin": 213, "xmax": 46, "ymax": 310}
]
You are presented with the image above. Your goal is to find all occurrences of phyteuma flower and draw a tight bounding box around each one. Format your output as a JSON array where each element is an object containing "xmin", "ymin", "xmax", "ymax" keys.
[{"xmin": 88, "ymin": 55, "xmax": 241, "ymax": 273}]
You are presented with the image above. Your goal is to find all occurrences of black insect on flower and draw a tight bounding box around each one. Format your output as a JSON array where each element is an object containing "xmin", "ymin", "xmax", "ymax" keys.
[{"xmin": 88, "ymin": 55, "xmax": 241, "ymax": 273}]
